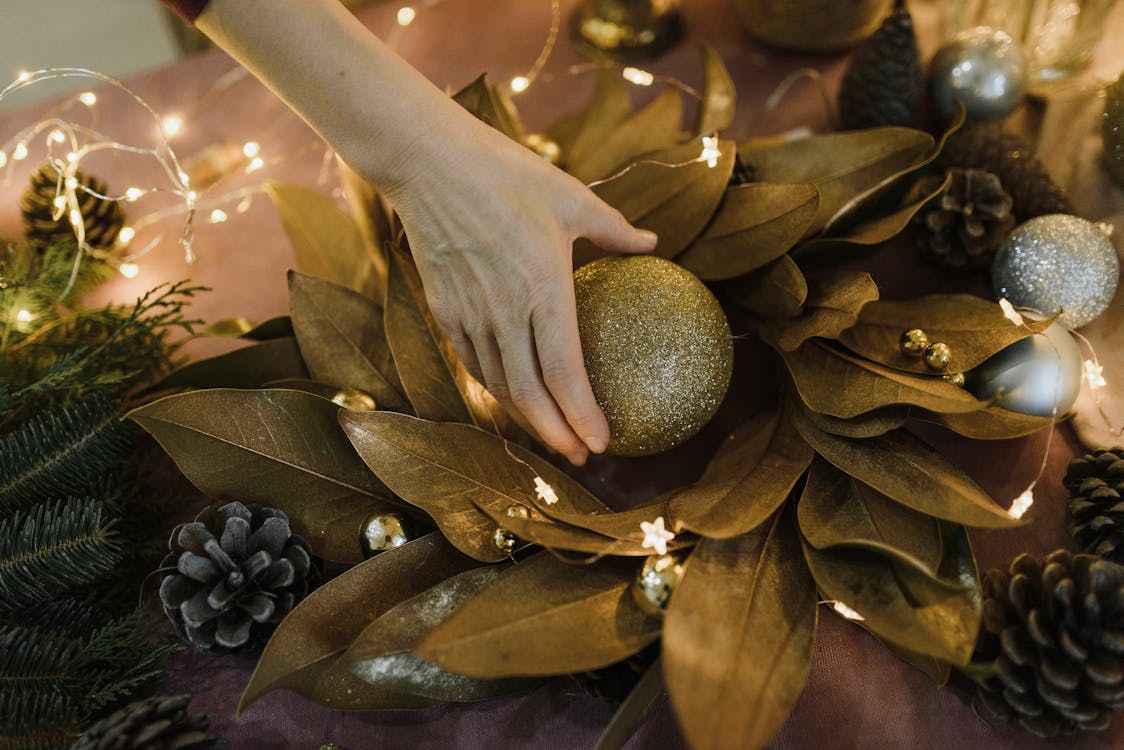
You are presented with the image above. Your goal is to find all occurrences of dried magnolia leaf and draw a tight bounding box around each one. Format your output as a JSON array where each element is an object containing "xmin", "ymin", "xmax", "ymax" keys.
[
  {"xmin": 560, "ymin": 66, "xmax": 633, "ymax": 167},
  {"xmin": 595, "ymin": 657, "xmax": 666, "ymax": 750},
  {"xmin": 343, "ymin": 566, "xmax": 534, "ymax": 701},
  {"xmin": 340, "ymin": 411, "xmax": 610, "ymax": 562},
  {"xmin": 917, "ymin": 406, "xmax": 1057, "ymax": 440},
  {"xmin": 265, "ymin": 182, "xmax": 381, "ymax": 299},
  {"xmin": 781, "ymin": 341, "xmax": 985, "ymax": 418},
  {"xmin": 576, "ymin": 140, "xmax": 736, "ymax": 263},
  {"xmin": 722, "ymin": 255, "xmax": 807, "ymax": 318},
  {"xmin": 569, "ymin": 87, "xmax": 684, "ymax": 183},
  {"xmin": 797, "ymin": 458, "xmax": 951, "ymax": 586},
  {"xmin": 239, "ymin": 533, "xmax": 477, "ymax": 712},
  {"xmin": 837, "ymin": 294, "xmax": 1053, "ymax": 375},
  {"xmin": 739, "ymin": 127, "xmax": 933, "ymax": 233},
  {"xmin": 678, "ymin": 182, "xmax": 819, "ymax": 280},
  {"xmin": 665, "ymin": 511, "xmax": 816, "ymax": 750},
  {"xmin": 157, "ymin": 337, "xmax": 309, "ymax": 391},
  {"xmin": 798, "ymin": 172, "xmax": 950, "ymax": 253},
  {"xmin": 241, "ymin": 315, "xmax": 296, "ymax": 340},
  {"xmin": 337, "ymin": 157, "xmax": 390, "ymax": 306},
  {"xmin": 129, "ymin": 388, "xmax": 394, "ymax": 560},
  {"xmin": 289, "ymin": 271, "xmax": 410, "ymax": 413},
  {"xmin": 668, "ymin": 405, "xmax": 812, "ymax": 538},
  {"xmin": 416, "ymin": 552, "xmax": 659, "ymax": 677},
  {"xmin": 452, "ymin": 74, "xmax": 524, "ymax": 142},
  {"xmin": 791, "ymin": 412, "xmax": 1022, "ymax": 528},
  {"xmin": 794, "ymin": 399, "xmax": 908, "ymax": 438},
  {"xmin": 695, "ymin": 44, "xmax": 735, "ymax": 136},
  {"xmin": 760, "ymin": 270, "xmax": 878, "ymax": 352},
  {"xmin": 260, "ymin": 378, "xmax": 341, "ymax": 401}
]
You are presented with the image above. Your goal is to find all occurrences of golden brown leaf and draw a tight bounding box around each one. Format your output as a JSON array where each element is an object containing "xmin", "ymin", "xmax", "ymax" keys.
[
  {"xmin": 695, "ymin": 44, "xmax": 735, "ymax": 136},
  {"xmin": 452, "ymin": 74, "xmax": 524, "ymax": 142},
  {"xmin": 576, "ymin": 140, "xmax": 736, "ymax": 263},
  {"xmin": 416, "ymin": 552, "xmax": 659, "ymax": 677},
  {"xmin": 760, "ymin": 270, "xmax": 879, "ymax": 352},
  {"xmin": 793, "ymin": 399, "xmax": 907, "ymax": 438},
  {"xmin": 791, "ymin": 412, "xmax": 1023, "ymax": 528},
  {"xmin": 337, "ymin": 157, "xmax": 390, "ymax": 306},
  {"xmin": 340, "ymin": 411, "xmax": 610, "ymax": 562},
  {"xmin": 265, "ymin": 182, "xmax": 381, "ymax": 299},
  {"xmin": 239, "ymin": 533, "xmax": 477, "ymax": 712},
  {"xmin": 157, "ymin": 338, "xmax": 309, "ymax": 390},
  {"xmin": 560, "ymin": 67, "xmax": 633, "ymax": 167},
  {"xmin": 917, "ymin": 406, "xmax": 1057, "ymax": 440},
  {"xmin": 569, "ymin": 87, "xmax": 684, "ymax": 183},
  {"xmin": 722, "ymin": 255, "xmax": 807, "ymax": 318},
  {"xmin": 668, "ymin": 405, "xmax": 812, "ymax": 538},
  {"xmin": 678, "ymin": 182, "xmax": 819, "ymax": 280},
  {"xmin": 781, "ymin": 341, "xmax": 985, "ymax": 418},
  {"xmin": 288, "ymin": 271, "xmax": 410, "ymax": 413},
  {"xmin": 738, "ymin": 127, "xmax": 933, "ymax": 233},
  {"xmin": 837, "ymin": 294, "xmax": 1054, "ymax": 375},
  {"xmin": 664, "ymin": 511, "xmax": 816, "ymax": 750}
]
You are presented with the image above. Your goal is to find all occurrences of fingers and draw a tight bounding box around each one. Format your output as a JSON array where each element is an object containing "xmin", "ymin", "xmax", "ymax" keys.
[{"xmin": 579, "ymin": 200, "xmax": 658, "ymax": 255}]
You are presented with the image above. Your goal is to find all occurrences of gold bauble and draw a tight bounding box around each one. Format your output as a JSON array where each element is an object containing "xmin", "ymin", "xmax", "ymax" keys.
[
  {"xmin": 574, "ymin": 256, "xmax": 733, "ymax": 457},
  {"xmin": 360, "ymin": 513, "xmax": 410, "ymax": 556},
  {"xmin": 899, "ymin": 328, "xmax": 929, "ymax": 357},
  {"xmin": 331, "ymin": 388, "xmax": 377, "ymax": 412},
  {"xmin": 923, "ymin": 342, "xmax": 953, "ymax": 371},
  {"xmin": 493, "ymin": 527, "xmax": 519, "ymax": 555},
  {"xmin": 631, "ymin": 553, "xmax": 685, "ymax": 617}
]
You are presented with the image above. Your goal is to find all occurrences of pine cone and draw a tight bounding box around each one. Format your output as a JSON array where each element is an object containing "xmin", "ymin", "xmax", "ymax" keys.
[
  {"xmin": 837, "ymin": 5, "xmax": 922, "ymax": 130},
  {"xmin": 1104, "ymin": 72, "xmax": 1124, "ymax": 188},
  {"xmin": 938, "ymin": 123, "xmax": 1073, "ymax": 221},
  {"xmin": 20, "ymin": 163, "xmax": 125, "ymax": 250},
  {"xmin": 972, "ymin": 550, "xmax": 1124, "ymax": 738},
  {"xmin": 70, "ymin": 694, "xmax": 226, "ymax": 750},
  {"xmin": 913, "ymin": 168, "xmax": 1015, "ymax": 269},
  {"xmin": 1065, "ymin": 449, "xmax": 1124, "ymax": 565},
  {"xmin": 159, "ymin": 502, "xmax": 311, "ymax": 656}
]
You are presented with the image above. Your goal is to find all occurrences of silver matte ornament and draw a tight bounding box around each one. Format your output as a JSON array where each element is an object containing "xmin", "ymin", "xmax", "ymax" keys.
[
  {"xmin": 965, "ymin": 319, "xmax": 1083, "ymax": 416},
  {"xmin": 930, "ymin": 27, "xmax": 1027, "ymax": 121},
  {"xmin": 991, "ymin": 214, "xmax": 1118, "ymax": 329}
]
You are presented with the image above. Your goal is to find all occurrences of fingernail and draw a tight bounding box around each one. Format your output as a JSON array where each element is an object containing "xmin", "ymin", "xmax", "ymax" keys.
[
  {"xmin": 638, "ymin": 229, "xmax": 658, "ymax": 248},
  {"xmin": 584, "ymin": 435, "xmax": 607, "ymax": 454}
]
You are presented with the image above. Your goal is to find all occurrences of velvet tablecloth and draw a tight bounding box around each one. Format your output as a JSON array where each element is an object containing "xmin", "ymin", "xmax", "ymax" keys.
[{"xmin": 2, "ymin": 1, "xmax": 1123, "ymax": 747}]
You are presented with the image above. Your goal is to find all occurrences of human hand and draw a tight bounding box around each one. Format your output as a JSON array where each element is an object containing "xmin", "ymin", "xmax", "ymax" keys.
[{"xmin": 384, "ymin": 118, "xmax": 657, "ymax": 466}]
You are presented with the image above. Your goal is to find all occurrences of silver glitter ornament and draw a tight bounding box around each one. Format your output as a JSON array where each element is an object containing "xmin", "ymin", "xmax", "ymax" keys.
[
  {"xmin": 931, "ymin": 27, "xmax": 1027, "ymax": 121},
  {"xmin": 631, "ymin": 553, "xmax": 685, "ymax": 617},
  {"xmin": 965, "ymin": 319, "xmax": 1083, "ymax": 416},
  {"xmin": 991, "ymin": 214, "xmax": 1118, "ymax": 329},
  {"xmin": 360, "ymin": 513, "xmax": 410, "ymax": 556},
  {"xmin": 573, "ymin": 256, "xmax": 733, "ymax": 457}
]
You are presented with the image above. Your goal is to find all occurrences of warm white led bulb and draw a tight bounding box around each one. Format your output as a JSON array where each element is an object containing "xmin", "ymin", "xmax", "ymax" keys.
[
  {"xmin": 0, "ymin": 151, "xmax": 7, "ymax": 168},
  {"xmin": 49, "ymin": 129, "xmax": 66, "ymax": 144},
  {"xmin": 78, "ymin": 91, "xmax": 97, "ymax": 106},
  {"xmin": 246, "ymin": 156, "xmax": 264, "ymax": 173},
  {"xmin": 69, "ymin": 208, "xmax": 82, "ymax": 226},
  {"xmin": 510, "ymin": 76, "xmax": 530, "ymax": 93},
  {"xmin": 117, "ymin": 226, "xmax": 136, "ymax": 245},
  {"xmin": 125, "ymin": 187, "xmax": 143, "ymax": 202},
  {"xmin": 209, "ymin": 208, "xmax": 228, "ymax": 223},
  {"xmin": 16, "ymin": 70, "xmax": 30, "ymax": 82},
  {"xmin": 118, "ymin": 262, "xmax": 140, "ymax": 279},
  {"xmin": 15, "ymin": 309, "xmax": 33, "ymax": 323},
  {"xmin": 242, "ymin": 141, "xmax": 260, "ymax": 158},
  {"xmin": 622, "ymin": 67, "xmax": 654, "ymax": 86},
  {"xmin": 397, "ymin": 6, "xmax": 416, "ymax": 25},
  {"xmin": 53, "ymin": 196, "xmax": 66, "ymax": 209},
  {"xmin": 161, "ymin": 115, "xmax": 183, "ymax": 137},
  {"xmin": 12, "ymin": 142, "xmax": 28, "ymax": 161}
]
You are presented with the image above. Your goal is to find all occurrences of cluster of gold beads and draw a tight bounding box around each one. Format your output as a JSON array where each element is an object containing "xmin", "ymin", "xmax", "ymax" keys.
[{"xmin": 899, "ymin": 328, "xmax": 954, "ymax": 373}]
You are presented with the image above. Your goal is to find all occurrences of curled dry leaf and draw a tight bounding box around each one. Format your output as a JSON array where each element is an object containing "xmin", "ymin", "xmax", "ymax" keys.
[
  {"xmin": 759, "ymin": 270, "xmax": 879, "ymax": 352},
  {"xmin": 340, "ymin": 411, "xmax": 610, "ymax": 562},
  {"xmin": 576, "ymin": 140, "xmax": 736, "ymax": 263},
  {"xmin": 453, "ymin": 74, "xmax": 525, "ymax": 142},
  {"xmin": 265, "ymin": 182, "xmax": 382, "ymax": 299},
  {"xmin": 343, "ymin": 566, "xmax": 534, "ymax": 702},
  {"xmin": 793, "ymin": 399, "xmax": 908, "ymax": 439},
  {"xmin": 416, "ymin": 552, "xmax": 659, "ymax": 678},
  {"xmin": 722, "ymin": 255, "xmax": 807, "ymax": 318},
  {"xmin": 738, "ymin": 127, "xmax": 933, "ymax": 233},
  {"xmin": 568, "ymin": 87, "xmax": 684, "ymax": 183},
  {"xmin": 837, "ymin": 294, "xmax": 1053, "ymax": 375},
  {"xmin": 678, "ymin": 182, "xmax": 819, "ymax": 280},
  {"xmin": 554, "ymin": 66, "xmax": 633, "ymax": 167},
  {"xmin": 668, "ymin": 405, "xmax": 813, "ymax": 538},
  {"xmin": 791, "ymin": 410, "xmax": 1022, "ymax": 528},
  {"xmin": 781, "ymin": 340, "xmax": 985, "ymax": 418},
  {"xmin": 128, "ymin": 388, "xmax": 395, "ymax": 562},
  {"xmin": 664, "ymin": 511, "xmax": 817, "ymax": 750},
  {"xmin": 337, "ymin": 156, "xmax": 391, "ymax": 306},
  {"xmin": 288, "ymin": 271, "xmax": 409, "ymax": 412},
  {"xmin": 916, "ymin": 406, "xmax": 1058, "ymax": 440},
  {"xmin": 157, "ymin": 337, "xmax": 309, "ymax": 391},
  {"xmin": 239, "ymin": 533, "xmax": 477, "ymax": 712},
  {"xmin": 695, "ymin": 44, "xmax": 736, "ymax": 137}
]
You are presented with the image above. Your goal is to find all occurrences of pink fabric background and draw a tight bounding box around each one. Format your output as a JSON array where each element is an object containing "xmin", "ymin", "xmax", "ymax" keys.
[{"xmin": 2, "ymin": 0, "xmax": 1122, "ymax": 747}]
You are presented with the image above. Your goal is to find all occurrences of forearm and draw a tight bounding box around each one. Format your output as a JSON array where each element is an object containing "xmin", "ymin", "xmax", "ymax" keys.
[{"xmin": 196, "ymin": 0, "xmax": 473, "ymax": 194}]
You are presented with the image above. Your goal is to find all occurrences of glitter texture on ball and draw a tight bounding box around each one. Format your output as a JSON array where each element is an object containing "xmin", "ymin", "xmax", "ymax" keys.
[
  {"xmin": 991, "ymin": 214, "xmax": 1118, "ymax": 329},
  {"xmin": 574, "ymin": 256, "xmax": 733, "ymax": 457}
]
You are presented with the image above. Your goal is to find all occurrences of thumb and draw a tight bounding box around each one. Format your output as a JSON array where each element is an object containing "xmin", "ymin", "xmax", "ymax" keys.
[{"xmin": 580, "ymin": 201, "xmax": 658, "ymax": 254}]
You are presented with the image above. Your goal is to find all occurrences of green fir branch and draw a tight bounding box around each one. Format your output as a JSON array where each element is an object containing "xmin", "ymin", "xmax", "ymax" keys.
[{"xmin": 0, "ymin": 691, "xmax": 77, "ymax": 750}]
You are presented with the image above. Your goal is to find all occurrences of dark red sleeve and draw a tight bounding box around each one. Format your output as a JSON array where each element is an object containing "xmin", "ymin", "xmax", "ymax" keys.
[{"xmin": 162, "ymin": 0, "xmax": 211, "ymax": 23}]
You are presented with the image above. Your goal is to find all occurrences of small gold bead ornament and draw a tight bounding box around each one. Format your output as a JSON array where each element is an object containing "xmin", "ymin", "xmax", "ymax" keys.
[
  {"xmin": 331, "ymin": 388, "xmax": 377, "ymax": 412},
  {"xmin": 360, "ymin": 513, "xmax": 410, "ymax": 556},
  {"xmin": 493, "ymin": 528, "xmax": 519, "ymax": 556},
  {"xmin": 923, "ymin": 342, "xmax": 953, "ymax": 371},
  {"xmin": 631, "ymin": 553, "xmax": 686, "ymax": 617},
  {"xmin": 944, "ymin": 372, "xmax": 966, "ymax": 386},
  {"xmin": 899, "ymin": 328, "xmax": 930, "ymax": 357}
]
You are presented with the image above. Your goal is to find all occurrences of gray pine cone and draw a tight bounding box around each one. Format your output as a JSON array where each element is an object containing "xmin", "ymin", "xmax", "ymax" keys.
[
  {"xmin": 70, "ymin": 695, "xmax": 225, "ymax": 750},
  {"xmin": 159, "ymin": 502, "xmax": 311, "ymax": 656},
  {"xmin": 1065, "ymin": 449, "xmax": 1124, "ymax": 565},
  {"xmin": 972, "ymin": 550, "xmax": 1124, "ymax": 738},
  {"xmin": 838, "ymin": 4, "xmax": 923, "ymax": 130}
]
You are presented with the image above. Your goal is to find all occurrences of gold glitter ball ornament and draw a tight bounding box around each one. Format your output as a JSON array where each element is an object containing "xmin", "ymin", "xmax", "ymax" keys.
[
  {"xmin": 631, "ymin": 553, "xmax": 686, "ymax": 617},
  {"xmin": 1104, "ymin": 72, "xmax": 1124, "ymax": 188},
  {"xmin": 574, "ymin": 256, "xmax": 733, "ymax": 457},
  {"xmin": 923, "ymin": 342, "xmax": 952, "ymax": 371},
  {"xmin": 360, "ymin": 513, "xmax": 410, "ymax": 556},
  {"xmin": 899, "ymin": 328, "xmax": 930, "ymax": 357}
]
